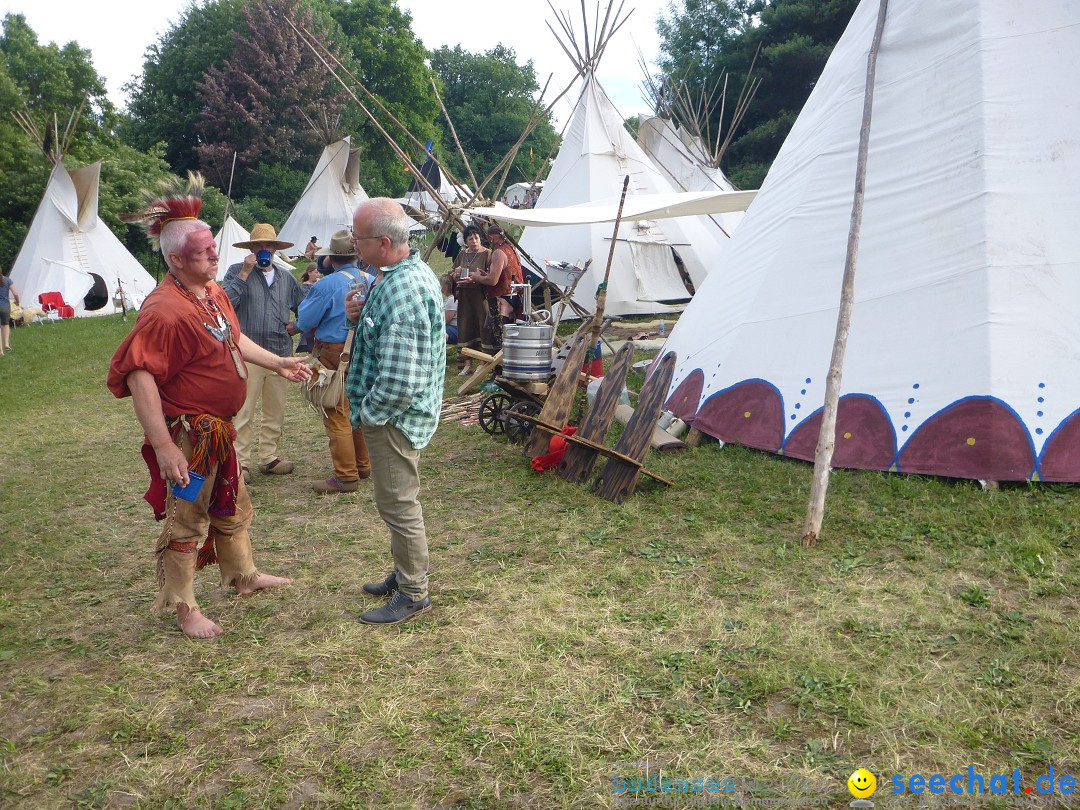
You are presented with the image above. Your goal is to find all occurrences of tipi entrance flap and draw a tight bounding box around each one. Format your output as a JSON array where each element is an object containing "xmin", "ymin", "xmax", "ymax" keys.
[
  {"xmin": 69, "ymin": 162, "xmax": 102, "ymax": 230},
  {"xmin": 628, "ymin": 241, "xmax": 691, "ymax": 302}
]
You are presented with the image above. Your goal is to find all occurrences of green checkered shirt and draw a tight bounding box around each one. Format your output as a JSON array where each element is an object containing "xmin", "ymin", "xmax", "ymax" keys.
[{"xmin": 345, "ymin": 249, "xmax": 446, "ymax": 449}]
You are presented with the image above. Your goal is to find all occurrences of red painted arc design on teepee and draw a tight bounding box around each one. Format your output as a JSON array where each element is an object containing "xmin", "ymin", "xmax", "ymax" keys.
[
  {"xmin": 1037, "ymin": 410, "xmax": 1080, "ymax": 482},
  {"xmin": 897, "ymin": 397, "xmax": 1035, "ymax": 480},
  {"xmin": 665, "ymin": 370, "xmax": 704, "ymax": 421},
  {"xmin": 782, "ymin": 395, "xmax": 897, "ymax": 469},
  {"xmin": 693, "ymin": 380, "xmax": 785, "ymax": 453}
]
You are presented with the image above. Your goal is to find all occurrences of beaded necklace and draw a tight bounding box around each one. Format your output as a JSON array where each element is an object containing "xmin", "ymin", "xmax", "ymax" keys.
[{"xmin": 169, "ymin": 271, "xmax": 248, "ymax": 379}]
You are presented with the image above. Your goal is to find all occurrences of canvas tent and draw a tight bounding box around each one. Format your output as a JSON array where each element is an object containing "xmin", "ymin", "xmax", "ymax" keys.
[
  {"xmin": 402, "ymin": 152, "xmax": 473, "ymax": 221},
  {"xmin": 661, "ymin": 0, "xmax": 1080, "ymax": 482},
  {"xmin": 637, "ymin": 114, "xmax": 744, "ymax": 240},
  {"xmin": 11, "ymin": 160, "xmax": 156, "ymax": 316},
  {"xmin": 516, "ymin": 73, "xmax": 730, "ymax": 318},
  {"xmin": 214, "ymin": 216, "xmax": 295, "ymax": 280},
  {"xmin": 276, "ymin": 137, "xmax": 368, "ymax": 253}
]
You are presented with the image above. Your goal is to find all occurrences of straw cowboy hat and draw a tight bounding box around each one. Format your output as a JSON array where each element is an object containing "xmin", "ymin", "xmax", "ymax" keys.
[
  {"xmin": 316, "ymin": 229, "xmax": 356, "ymax": 259},
  {"xmin": 233, "ymin": 223, "xmax": 293, "ymax": 251}
]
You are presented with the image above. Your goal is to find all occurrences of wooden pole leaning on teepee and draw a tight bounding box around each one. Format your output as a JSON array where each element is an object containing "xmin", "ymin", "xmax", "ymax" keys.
[
  {"xmin": 591, "ymin": 175, "xmax": 631, "ymax": 353},
  {"xmin": 801, "ymin": 0, "xmax": 890, "ymax": 548}
]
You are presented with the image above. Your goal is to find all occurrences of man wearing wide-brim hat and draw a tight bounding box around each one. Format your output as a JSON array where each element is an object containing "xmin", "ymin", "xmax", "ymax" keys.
[
  {"xmin": 222, "ymin": 223, "xmax": 304, "ymax": 484},
  {"xmin": 297, "ymin": 229, "xmax": 376, "ymax": 493}
]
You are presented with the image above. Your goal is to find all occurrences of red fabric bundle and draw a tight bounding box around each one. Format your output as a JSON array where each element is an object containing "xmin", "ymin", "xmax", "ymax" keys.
[{"xmin": 531, "ymin": 426, "xmax": 578, "ymax": 472}]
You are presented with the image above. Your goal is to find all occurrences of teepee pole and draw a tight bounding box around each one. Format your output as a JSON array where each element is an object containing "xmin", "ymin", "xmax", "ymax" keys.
[
  {"xmin": 430, "ymin": 78, "xmax": 481, "ymax": 195},
  {"xmin": 802, "ymin": 0, "xmax": 890, "ymax": 548}
]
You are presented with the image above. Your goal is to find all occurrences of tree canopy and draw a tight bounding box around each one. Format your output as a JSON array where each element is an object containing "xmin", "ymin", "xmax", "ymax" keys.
[
  {"xmin": 427, "ymin": 44, "xmax": 560, "ymax": 201},
  {"xmin": 656, "ymin": 0, "xmax": 859, "ymax": 188}
]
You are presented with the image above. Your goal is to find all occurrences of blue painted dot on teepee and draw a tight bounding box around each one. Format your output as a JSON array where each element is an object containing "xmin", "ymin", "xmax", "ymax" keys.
[
  {"xmin": 913, "ymin": 383, "xmax": 920, "ymax": 389},
  {"xmin": 1036, "ymin": 428, "xmax": 1044, "ymax": 435},
  {"xmin": 1038, "ymin": 397, "xmax": 1044, "ymax": 403},
  {"xmin": 800, "ymin": 389, "xmax": 806, "ymax": 395},
  {"xmin": 901, "ymin": 425, "xmax": 908, "ymax": 432},
  {"xmin": 805, "ymin": 378, "xmax": 811, "ymax": 384},
  {"xmin": 791, "ymin": 414, "xmax": 797, "ymax": 421},
  {"xmin": 1039, "ymin": 382, "xmax": 1046, "ymax": 389},
  {"xmin": 1037, "ymin": 411, "xmax": 1044, "ymax": 418},
  {"xmin": 908, "ymin": 398, "xmax": 915, "ymax": 405},
  {"xmin": 904, "ymin": 412, "xmax": 911, "ymax": 419},
  {"xmin": 795, "ymin": 403, "xmax": 801, "ymax": 410}
]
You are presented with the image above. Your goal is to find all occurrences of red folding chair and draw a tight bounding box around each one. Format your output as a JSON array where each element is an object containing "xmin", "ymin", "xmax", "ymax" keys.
[{"xmin": 39, "ymin": 291, "xmax": 76, "ymax": 319}]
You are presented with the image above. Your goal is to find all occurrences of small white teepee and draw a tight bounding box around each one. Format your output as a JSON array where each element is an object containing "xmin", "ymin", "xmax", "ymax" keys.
[
  {"xmin": 662, "ymin": 0, "xmax": 1080, "ymax": 483},
  {"xmin": 637, "ymin": 114, "xmax": 744, "ymax": 240},
  {"xmin": 214, "ymin": 216, "xmax": 296, "ymax": 280},
  {"xmin": 517, "ymin": 73, "xmax": 729, "ymax": 317},
  {"xmin": 11, "ymin": 160, "xmax": 157, "ymax": 316},
  {"xmin": 276, "ymin": 137, "xmax": 368, "ymax": 253},
  {"xmin": 402, "ymin": 152, "xmax": 473, "ymax": 220}
]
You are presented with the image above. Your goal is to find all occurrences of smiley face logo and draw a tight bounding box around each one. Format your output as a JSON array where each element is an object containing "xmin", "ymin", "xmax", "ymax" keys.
[{"xmin": 848, "ymin": 768, "xmax": 876, "ymax": 798}]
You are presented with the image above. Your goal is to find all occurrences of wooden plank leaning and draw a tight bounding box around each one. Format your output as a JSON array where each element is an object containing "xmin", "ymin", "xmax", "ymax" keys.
[
  {"xmin": 593, "ymin": 351, "xmax": 678, "ymax": 503},
  {"xmin": 523, "ymin": 329, "xmax": 591, "ymax": 457},
  {"xmin": 557, "ymin": 341, "xmax": 636, "ymax": 484}
]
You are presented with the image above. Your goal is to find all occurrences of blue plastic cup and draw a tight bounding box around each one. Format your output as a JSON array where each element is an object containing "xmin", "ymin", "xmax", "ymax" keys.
[
  {"xmin": 256, "ymin": 249, "xmax": 273, "ymax": 268},
  {"xmin": 172, "ymin": 471, "xmax": 206, "ymax": 502}
]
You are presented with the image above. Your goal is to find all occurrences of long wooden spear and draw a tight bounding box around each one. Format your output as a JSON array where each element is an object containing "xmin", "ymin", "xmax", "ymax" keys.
[{"xmin": 802, "ymin": 0, "xmax": 890, "ymax": 547}]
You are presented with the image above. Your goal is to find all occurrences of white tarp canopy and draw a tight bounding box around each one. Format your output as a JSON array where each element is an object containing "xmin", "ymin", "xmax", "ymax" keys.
[
  {"xmin": 11, "ymin": 160, "xmax": 156, "ymax": 315},
  {"xmin": 277, "ymin": 138, "xmax": 368, "ymax": 253},
  {"xmin": 516, "ymin": 73, "xmax": 733, "ymax": 317},
  {"xmin": 215, "ymin": 216, "xmax": 295, "ymax": 279},
  {"xmin": 660, "ymin": 0, "xmax": 1080, "ymax": 483},
  {"xmin": 468, "ymin": 189, "xmax": 755, "ymax": 227}
]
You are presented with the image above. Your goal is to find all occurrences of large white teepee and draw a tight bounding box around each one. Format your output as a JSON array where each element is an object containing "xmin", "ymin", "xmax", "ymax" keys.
[
  {"xmin": 517, "ymin": 73, "xmax": 729, "ymax": 318},
  {"xmin": 214, "ymin": 216, "xmax": 295, "ymax": 280},
  {"xmin": 11, "ymin": 161, "xmax": 156, "ymax": 315},
  {"xmin": 636, "ymin": 114, "xmax": 744, "ymax": 240},
  {"xmin": 662, "ymin": 0, "xmax": 1080, "ymax": 483},
  {"xmin": 276, "ymin": 137, "xmax": 368, "ymax": 253}
]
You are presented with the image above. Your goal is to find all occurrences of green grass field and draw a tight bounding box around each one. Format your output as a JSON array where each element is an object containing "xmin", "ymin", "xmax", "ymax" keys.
[{"xmin": 0, "ymin": 312, "xmax": 1077, "ymax": 809}]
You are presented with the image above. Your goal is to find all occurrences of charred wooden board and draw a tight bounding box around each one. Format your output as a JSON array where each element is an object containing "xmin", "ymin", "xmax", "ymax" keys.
[
  {"xmin": 512, "ymin": 412, "xmax": 673, "ymax": 485},
  {"xmin": 524, "ymin": 330, "xmax": 590, "ymax": 457},
  {"xmin": 557, "ymin": 341, "xmax": 635, "ymax": 484},
  {"xmin": 593, "ymin": 352, "xmax": 677, "ymax": 503}
]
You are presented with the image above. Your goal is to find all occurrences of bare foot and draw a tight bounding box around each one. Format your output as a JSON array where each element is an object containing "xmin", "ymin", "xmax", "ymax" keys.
[
  {"xmin": 176, "ymin": 603, "xmax": 224, "ymax": 638},
  {"xmin": 236, "ymin": 572, "xmax": 293, "ymax": 595}
]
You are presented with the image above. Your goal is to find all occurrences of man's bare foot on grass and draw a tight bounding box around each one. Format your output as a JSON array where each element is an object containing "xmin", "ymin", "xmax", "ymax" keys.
[
  {"xmin": 236, "ymin": 572, "xmax": 293, "ymax": 596},
  {"xmin": 176, "ymin": 603, "xmax": 223, "ymax": 638}
]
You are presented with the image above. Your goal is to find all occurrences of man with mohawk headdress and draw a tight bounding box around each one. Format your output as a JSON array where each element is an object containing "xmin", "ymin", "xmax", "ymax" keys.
[{"xmin": 108, "ymin": 174, "xmax": 312, "ymax": 639}]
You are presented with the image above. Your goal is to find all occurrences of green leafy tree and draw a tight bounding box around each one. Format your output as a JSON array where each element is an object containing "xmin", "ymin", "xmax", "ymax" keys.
[
  {"xmin": 427, "ymin": 44, "xmax": 559, "ymax": 199},
  {"xmin": 325, "ymin": 0, "xmax": 440, "ymax": 197},
  {"xmin": 122, "ymin": 0, "xmax": 247, "ymax": 174},
  {"xmin": 196, "ymin": 0, "xmax": 348, "ymax": 194},
  {"xmin": 657, "ymin": 0, "xmax": 858, "ymax": 188}
]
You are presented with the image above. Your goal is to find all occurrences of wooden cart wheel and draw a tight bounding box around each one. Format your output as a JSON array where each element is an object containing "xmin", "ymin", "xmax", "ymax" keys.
[
  {"xmin": 477, "ymin": 392, "xmax": 513, "ymax": 435},
  {"xmin": 505, "ymin": 400, "xmax": 541, "ymax": 445}
]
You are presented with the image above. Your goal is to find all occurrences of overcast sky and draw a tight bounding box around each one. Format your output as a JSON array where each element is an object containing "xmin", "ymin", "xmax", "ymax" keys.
[{"xmin": 3, "ymin": 0, "xmax": 673, "ymax": 126}]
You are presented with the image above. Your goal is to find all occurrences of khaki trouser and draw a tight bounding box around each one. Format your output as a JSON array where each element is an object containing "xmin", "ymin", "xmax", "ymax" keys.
[
  {"xmin": 316, "ymin": 341, "xmax": 370, "ymax": 481},
  {"xmin": 233, "ymin": 364, "xmax": 288, "ymax": 469},
  {"xmin": 153, "ymin": 430, "xmax": 258, "ymax": 614},
  {"xmin": 365, "ymin": 423, "xmax": 429, "ymax": 601}
]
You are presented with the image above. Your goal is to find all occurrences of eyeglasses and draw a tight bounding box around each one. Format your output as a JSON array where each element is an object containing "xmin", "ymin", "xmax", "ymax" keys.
[{"xmin": 352, "ymin": 235, "xmax": 385, "ymax": 242}]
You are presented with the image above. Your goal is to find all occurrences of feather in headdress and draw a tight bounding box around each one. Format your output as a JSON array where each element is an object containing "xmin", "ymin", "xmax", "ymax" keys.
[{"xmin": 121, "ymin": 172, "xmax": 206, "ymax": 250}]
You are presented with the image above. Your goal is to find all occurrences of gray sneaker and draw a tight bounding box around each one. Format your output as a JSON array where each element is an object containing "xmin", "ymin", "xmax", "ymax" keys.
[
  {"xmin": 360, "ymin": 590, "xmax": 431, "ymax": 625},
  {"xmin": 362, "ymin": 571, "xmax": 398, "ymax": 597}
]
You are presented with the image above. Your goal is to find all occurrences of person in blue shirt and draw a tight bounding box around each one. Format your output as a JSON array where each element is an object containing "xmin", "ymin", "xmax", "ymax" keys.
[{"xmin": 297, "ymin": 230, "xmax": 376, "ymax": 493}]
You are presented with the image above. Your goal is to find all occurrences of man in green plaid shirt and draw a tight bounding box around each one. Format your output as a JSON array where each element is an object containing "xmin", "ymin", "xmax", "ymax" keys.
[{"xmin": 345, "ymin": 198, "xmax": 446, "ymax": 624}]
